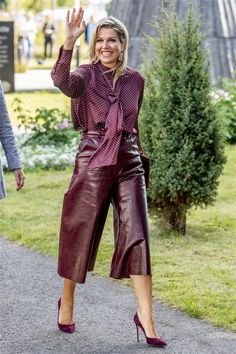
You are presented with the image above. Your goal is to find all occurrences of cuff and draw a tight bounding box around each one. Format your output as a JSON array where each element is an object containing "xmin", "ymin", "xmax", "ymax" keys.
[{"xmin": 58, "ymin": 45, "xmax": 73, "ymax": 64}]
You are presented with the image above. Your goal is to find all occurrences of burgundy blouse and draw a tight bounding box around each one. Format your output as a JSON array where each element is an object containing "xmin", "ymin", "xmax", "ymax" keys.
[{"xmin": 51, "ymin": 46, "xmax": 145, "ymax": 168}]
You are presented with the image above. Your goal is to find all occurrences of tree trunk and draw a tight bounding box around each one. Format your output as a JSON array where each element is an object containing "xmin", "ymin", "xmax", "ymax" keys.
[{"xmin": 160, "ymin": 205, "xmax": 187, "ymax": 234}]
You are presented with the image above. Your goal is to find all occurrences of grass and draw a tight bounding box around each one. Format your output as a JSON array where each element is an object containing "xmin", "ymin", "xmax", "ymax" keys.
[
  {"xmin": 5, "ymin": 91, "xmax": 70, "ymax": 127},
  {"xmin": 0, "ymin": 146, "xmax": 235, "ymax": 331}
]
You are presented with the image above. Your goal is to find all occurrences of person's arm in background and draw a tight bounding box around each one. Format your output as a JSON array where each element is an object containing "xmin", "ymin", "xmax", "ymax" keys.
[{"xmin": 0, "ymin": 82, "xmax": 25, "ymax": 191}]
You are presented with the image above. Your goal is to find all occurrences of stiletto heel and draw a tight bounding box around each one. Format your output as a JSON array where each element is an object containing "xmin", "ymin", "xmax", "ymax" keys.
[
  {"xmin": 133, "ymin": 313, "xmax": 167, "ymax": 347},
  {"xmin": 57, "ymin": 298, "xmax": 75, "ymax": 333}
]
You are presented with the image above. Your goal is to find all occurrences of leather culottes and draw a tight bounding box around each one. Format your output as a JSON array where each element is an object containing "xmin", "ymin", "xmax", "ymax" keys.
[{"xmin": 58, "ymin": 131, "xmax": 152, "ymax": 283}]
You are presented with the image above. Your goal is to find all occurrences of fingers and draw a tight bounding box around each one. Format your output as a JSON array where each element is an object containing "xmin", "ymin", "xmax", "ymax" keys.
[
  {"xmin": 70, "ymin": 7, "xmax": 76, "ymax": 22},
  {"xmin": 16, "ymin": 175, "xmax": 25, "ymax": 191},
  {"xmin": 67, "ymin": 7, "xmax": 84, "ymax": 26},
  {"xmin": 14, "ymin": 169, "xmax": 25, "ymax": 191},
  {"xmin": 65, "ymin": 7, "xmax": 85, "ymax": 44},
  {"xmin": 76, "ymin": 7, "xmax": 84, "ymax": 25}
]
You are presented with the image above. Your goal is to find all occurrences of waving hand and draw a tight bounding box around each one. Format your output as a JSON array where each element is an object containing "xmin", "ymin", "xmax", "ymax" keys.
[{"xmin": 64, "ymin": 7, "xmax": 86, "ymax": 49}]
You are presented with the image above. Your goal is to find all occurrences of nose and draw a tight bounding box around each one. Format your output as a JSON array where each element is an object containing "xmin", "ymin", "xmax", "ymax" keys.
[{"xmin": 102, "ymin": 40, "xmax": 109, "ymax": 49}]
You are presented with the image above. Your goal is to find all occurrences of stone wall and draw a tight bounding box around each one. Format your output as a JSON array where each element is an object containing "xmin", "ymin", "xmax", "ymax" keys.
[{"xmin": 109, "ymin": 0, "xmax": 236, "ymax": 83}]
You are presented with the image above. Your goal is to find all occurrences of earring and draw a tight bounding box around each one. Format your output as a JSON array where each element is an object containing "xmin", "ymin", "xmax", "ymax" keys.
[{"xmin": 118, "ymin": 51, "xmax": 124, "ymax": 61}]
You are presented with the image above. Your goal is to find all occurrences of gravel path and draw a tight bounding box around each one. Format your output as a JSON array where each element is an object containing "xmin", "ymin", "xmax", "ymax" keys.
[{"xmin": 0, "ymin": 237, "xmax": 235, "ymax": 354}]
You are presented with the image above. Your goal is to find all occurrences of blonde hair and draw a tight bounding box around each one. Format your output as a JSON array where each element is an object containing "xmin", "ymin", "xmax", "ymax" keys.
[{"xmin": 89, "ymin": 16, "xmax": 129, "ymax": 85}]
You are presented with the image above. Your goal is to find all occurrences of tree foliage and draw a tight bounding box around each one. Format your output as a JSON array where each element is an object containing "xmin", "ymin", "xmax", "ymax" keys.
[{"xmin": 140, "ymin": 5, "xmax": 226, "ymax": 234}]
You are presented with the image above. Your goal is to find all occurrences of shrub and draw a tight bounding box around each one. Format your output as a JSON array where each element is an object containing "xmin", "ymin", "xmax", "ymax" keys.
[
  {"xmin": 0, "ymin": 97, "xmax": 80, "ymax": 171},
  {"xmin": 13, "ymin": 97, "xmax": 78, "ymax": 147},
  {"xmin": 214, "ymin": 78, "xmax": 236, "ymax": 144},
  {"xmin": 140, "ymin": 5, "xmax": 226, "ymax": 234}
]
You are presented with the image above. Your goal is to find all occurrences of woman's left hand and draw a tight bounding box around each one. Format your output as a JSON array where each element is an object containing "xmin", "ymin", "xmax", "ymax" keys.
[{"xmin": 13, "ymin": 168, "xmax": 25, "ymax": 191}]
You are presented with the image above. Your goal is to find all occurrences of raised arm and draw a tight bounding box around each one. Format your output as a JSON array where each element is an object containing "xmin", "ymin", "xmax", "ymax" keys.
[{"xmin": 51, "ymin": 7, "xmax": 90, "ymax": 98}]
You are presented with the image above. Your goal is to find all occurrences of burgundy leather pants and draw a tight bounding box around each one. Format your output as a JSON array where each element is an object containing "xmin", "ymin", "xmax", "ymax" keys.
[{"xmin": 58, "ymin": 131, "xmax": 152, "ymax": 283}]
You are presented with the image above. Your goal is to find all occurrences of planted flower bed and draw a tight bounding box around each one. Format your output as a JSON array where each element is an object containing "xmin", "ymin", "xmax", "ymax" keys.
[{"xmin": 1, "ymin": 99, "xmax": 79, "ymax": 171}]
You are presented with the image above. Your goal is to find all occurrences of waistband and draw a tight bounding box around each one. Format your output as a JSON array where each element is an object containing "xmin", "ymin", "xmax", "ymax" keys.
[{"xmin": 81, "ymin": 130, "xmax": 137, "ymax": 140}]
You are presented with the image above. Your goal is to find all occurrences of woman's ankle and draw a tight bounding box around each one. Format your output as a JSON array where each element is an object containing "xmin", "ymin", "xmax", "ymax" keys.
[
  {"xmin": 61, "ymin": 295, "xmax": 74, "ymax": 304},
  {"xmin": 137, "ymin": 308, "xmax": 153, "ymax": 321}
]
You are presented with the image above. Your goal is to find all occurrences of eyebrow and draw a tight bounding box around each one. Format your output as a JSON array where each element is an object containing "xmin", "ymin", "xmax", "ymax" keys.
[{"xmin": 97, "ymin": 36, "xmax": 117, "ymax": 39}]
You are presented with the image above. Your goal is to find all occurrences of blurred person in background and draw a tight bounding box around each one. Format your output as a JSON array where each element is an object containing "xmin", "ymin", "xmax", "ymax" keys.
[
  {"xmin": 84, "ymin": 15, "xmax": 96, "ymax": 45},
  {"xmin": 17, "ymin": 12, "xmax": 37, "ymax": 62},
  {"xmin": 17, "ymin": 12, "xmax": 28, "ymax": 64},
  {"xmin": 0, "ymin": 81, "xmax": 25, "ymax": 199},
  {"xmin": 43, "ymin": 14, "xmax": 56, "ymax": 59},
  {"xmin": 51, "ymin": 7, "xmax": 167, "ymax": 348},
  {"xmin": 24, "ymin": 12, "xmax": 37, "ymax": 60}
]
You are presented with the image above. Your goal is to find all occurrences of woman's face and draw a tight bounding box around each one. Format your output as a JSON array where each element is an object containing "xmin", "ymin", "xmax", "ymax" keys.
[{"xmin": 95, "ymin": 27, "xmax": 124, "ymax": 69}]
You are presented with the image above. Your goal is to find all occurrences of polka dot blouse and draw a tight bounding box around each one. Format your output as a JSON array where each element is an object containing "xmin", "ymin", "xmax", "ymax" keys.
[{"xmin": 51, "ymin": 46, "xmax": 145, "ymax": 168}]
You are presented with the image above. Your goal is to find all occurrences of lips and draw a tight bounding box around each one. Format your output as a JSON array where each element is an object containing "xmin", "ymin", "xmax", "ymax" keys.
[{"xmin": 101, "ymin": 51, "xmax": 113, "ymax": 57}]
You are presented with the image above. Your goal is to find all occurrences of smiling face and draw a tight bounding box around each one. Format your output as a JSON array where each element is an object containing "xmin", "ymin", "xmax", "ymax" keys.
[{"xmin": 95, "ymin": 27, "xmax": 124, "ymax": 69}]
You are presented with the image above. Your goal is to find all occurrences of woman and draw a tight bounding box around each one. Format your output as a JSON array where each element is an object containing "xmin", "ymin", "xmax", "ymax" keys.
[
  {"xmin": 51, "ymin": 7, "xmax": 167, "ymax": 347},
  {"xmin": 0, "ymin": 81, "xmax": 25, "ymax": 199}
]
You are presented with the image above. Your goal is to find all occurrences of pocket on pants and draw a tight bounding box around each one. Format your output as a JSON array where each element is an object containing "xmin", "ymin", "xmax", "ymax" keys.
[
  {"xmin": 77, "ymin": 136, "xmax": 102, "ymax": 157},
  {"xmin": 77, "ymin": 138, "xmax": 92, "ymax": 155}
]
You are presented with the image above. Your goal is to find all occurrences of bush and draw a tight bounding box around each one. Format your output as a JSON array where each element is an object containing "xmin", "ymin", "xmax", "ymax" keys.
[
  {"xmin": 0, "ymin": 97, "xmax": 80, "ymax": 171},
  {"xmin": 140, "ymin": 5, "xmax": 226, "ymax": 234},
  {"xmin": 214, "ymin": 78, "xmax": 236, "ymax": 144},
  {"xmin": 13, "ymin": 97, "xmax": 78, "ymax": 147}
]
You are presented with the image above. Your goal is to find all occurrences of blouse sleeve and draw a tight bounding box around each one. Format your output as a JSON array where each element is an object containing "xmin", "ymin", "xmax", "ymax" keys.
[
  {"xmin": 135, "ymin": 77, "xmax": 145, "ymax": 155},
  {"xmin": 51, "ymin": 46, "xmax": 91, "ymax": 98}
]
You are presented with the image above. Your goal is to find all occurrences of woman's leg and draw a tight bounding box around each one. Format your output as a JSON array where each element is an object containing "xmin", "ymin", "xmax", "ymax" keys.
[
  {"xmin": 130, "ymin": 275, "xmax": 159, "ymax": 338},
  {"xmin": 59, "ymin": 278, "xmax": 76, "ymax": 325}
]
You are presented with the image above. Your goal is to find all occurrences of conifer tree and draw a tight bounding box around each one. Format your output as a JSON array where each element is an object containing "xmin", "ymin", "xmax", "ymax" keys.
[{"xmin": 140, "ymin": 5, "xmax": 226, "ymax": 234}]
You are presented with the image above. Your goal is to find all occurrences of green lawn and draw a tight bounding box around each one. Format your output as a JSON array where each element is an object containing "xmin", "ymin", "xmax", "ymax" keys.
[{"xmin": 0, "ymin": 146, "xmax": 235, "ymax": 331}]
